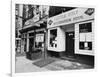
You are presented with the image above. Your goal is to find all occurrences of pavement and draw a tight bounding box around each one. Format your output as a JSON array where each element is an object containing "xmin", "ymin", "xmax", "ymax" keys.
[
  {"xmin": 15, "ymin": 56, "xmax": 49, "ymax": 73},
  {"xmin": 15, "ymin": 56, "xmax": 93, "ymax": 73},
  {"xmin": 15, "ymin": 52, "xmax": 26, "ymax": 57}
]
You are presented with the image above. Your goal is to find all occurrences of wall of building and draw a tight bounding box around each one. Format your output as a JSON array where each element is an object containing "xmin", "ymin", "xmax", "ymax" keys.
[
  {"xmin": 47, "ymin": 24, "xmax": 75, "ymax": 52},
  {"xmin": 20, "ymin": 4, "xmax": 50, "ymax": 53},
  {"xmin": 47, "ymin": 7, "xmax": 94, "ymax": 56},
  {"xmin": 75, "ymin": 20, "xmax": 94, "ymax": 56},
  {"xmin": 57, "ymin": 27, "xmax": 66, "ymax": 51},
  {"xmin": 48, "ymin": 20, "xmax": 94, "ymax": 56},
  {"xmin": 15, "ymin": 4, "xmax": 23, "ymax": 53},
  {"xmin": 61, "ymin": 24, "xmax": 74, "ymax": 32},
  {"xmin": 18, "ymin": 4, "xmax": 23, "ymax": 29},
  {"xmin": 48, "ymin": 27, "xmax": 65, "ymax": 52}
]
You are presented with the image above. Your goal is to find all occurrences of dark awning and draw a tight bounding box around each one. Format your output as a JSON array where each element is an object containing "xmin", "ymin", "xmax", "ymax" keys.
[
  {"xmin": 19, "ymin": 25, "xmax": 39, "ymax": 33},
  {"xmin": 19, "ymin": 16, "xmax": 48, "ymax": 33}
]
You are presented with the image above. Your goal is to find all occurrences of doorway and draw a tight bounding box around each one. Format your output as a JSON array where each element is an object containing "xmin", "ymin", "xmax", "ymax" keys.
[
  {"xmin": 29, "ymin": 38, "xmax": 34, "ymax": 52},
  {"xmin": 65, "ymin": 32, "xmax": 75, "ymax": 57}
]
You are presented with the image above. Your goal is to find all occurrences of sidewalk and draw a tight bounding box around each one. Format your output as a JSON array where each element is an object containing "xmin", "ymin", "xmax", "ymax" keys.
[
  {"xmin": 44, "ymin": 59, "xmax": 93, "ymax": 71},
  {"xmin": 15, "ymin": 56, "xmax": 49, "ymax": 73},
  {"xmin": 15, "ymin": 56, "xmax": 93, "ymax": 73}
]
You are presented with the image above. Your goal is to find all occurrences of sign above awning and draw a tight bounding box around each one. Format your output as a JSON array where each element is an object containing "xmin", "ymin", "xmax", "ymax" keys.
[
  {"xmin": 24, "ymin": 15, "xmax": 48, "ymax": 29},
  {"xmin": 47, "ymin": 8, "xmax": 94, "ymax": 28},
  {"xmin": 25, "ymin": 14, "xmax": 40, "ymax": 27}
]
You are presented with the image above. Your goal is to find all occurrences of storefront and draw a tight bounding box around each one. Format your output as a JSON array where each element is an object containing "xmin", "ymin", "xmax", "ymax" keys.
[
  {"xmin": 47, "ymin": 8, "xmax": 94, "ymax": 57},
  {"xmin": 35, "ymin": 29, "xmax": 46, "ymax": 58},
  {"xmin": 35, "ymin": 31, "xmax": 45, "ymax": 51},
  {"xmin": 27, "ymin": 29, "xmax": 45, "ymax": 52},
  {"xmin": 20, "ymin": 19, "xmax": 47, "ymax": 59},
  {"xmin": 24, "ymin": 28, "xmax": 46, "ymax": 59}
]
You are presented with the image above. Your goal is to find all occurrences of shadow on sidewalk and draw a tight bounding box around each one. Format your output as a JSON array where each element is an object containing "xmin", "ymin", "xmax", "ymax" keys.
[{"xmin": 61, "ymin": 54, "xmax": 94, "ymax": 68}]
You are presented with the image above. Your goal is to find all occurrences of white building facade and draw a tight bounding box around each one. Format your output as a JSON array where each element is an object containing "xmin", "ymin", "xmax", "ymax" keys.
[{"xmin": 47, "ymin": 7, "xmax": 94, "ymax": 56}]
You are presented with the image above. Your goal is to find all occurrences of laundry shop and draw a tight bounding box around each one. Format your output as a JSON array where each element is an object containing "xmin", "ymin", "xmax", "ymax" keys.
[{"xmin": 47, "ymin": 7, "xmax": 94, "ymax": 57}]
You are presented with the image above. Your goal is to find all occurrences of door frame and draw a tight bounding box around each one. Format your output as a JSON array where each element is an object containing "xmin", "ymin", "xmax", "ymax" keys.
[{"xmin": 65, "ymin": 31, "xmax": 75, "ymax": 56}]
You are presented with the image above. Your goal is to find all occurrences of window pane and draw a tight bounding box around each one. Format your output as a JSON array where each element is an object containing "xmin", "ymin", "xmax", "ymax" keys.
[
  {"xmin": 79, "ymin": 42, "xmax": 84, "ymax": 49},
  {"xmin": 79, "ymin": 22, "xmax": 92, "ymax": 33},
  {"xmin": 49, "ymin": 29, "xmax": 57, "ymax": 48},
  {"xmin": 86, "ymin": 23, "xmax": 92, "ymax": 32},
  {"xmin": 79, "ymin": 42, "xmax": 92, "ymax": 50}
]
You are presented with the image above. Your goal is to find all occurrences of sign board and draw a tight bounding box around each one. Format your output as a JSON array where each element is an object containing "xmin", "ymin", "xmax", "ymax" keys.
[
  {"xmin": 35, "ymin": 34, "xmax": 44, "ymax": 42},
  {"xmin": 32, "ymin": 14, "xmax": 39, "ymax": 22},
  {"xmin": 25, "ymin": 14, "xmax": 40, "ymax": 26},
  {"xmin": 25, "ymin": 19, "xmax": 32, "ymax": 26},
  {"xmin": 47, "ymin": 8, "xmax": 94, "ymax": 28}
]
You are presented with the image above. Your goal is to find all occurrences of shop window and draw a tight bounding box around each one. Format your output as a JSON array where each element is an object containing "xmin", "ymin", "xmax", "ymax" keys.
[
  {"xmin": 79, "ymin": 22, "xmax": 92, "ymax": 50},
  {"xmin": 29, "ymin": 33, "xmax": 34, "ymax": 36},
  {"xmin": 49, "ymin": 29, "xmax": 57, "ymax": 48},
  {"xmin": 35, "ymin": 42, "xmax": 44, "ymax": 48},
  {"xmin": 79, "ymin": 22, "xmax": 92, "ymax": 33},
  {"xmin": 79, "ymin": 42, "xmax": 92, "ymax": 50},
  {"xmin": 35, "ymin": 34, "xmax": 44, "ymax": 48}
]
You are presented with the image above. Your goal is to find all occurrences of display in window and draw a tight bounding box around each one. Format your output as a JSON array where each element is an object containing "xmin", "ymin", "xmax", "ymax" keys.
[
  {"xmin": 49, "ymin": 29, "xmax": 57, "ymax": 48},
  {"xmin": 79, "ymin": 42, "xmax": 92, "ymax": 50},
  {"xmin": 35, "ymin": 34, "xmax": 44, "ymax": 48},
  {"xmin": 79, "ymin": 22, "xmax": 92, "ymax": 50},
  {"xmin": 35, "ymin": 42, "xmax": 44, "ymax": 48},
  {"xmin": 36, "ymin": 34, "xmax": 44, "ymax": 42}
]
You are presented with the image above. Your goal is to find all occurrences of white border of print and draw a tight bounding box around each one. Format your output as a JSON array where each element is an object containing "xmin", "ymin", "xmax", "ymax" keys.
[{"xmin": 11, "ymin": 0, "xmax": 96, "ymax": 77}]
